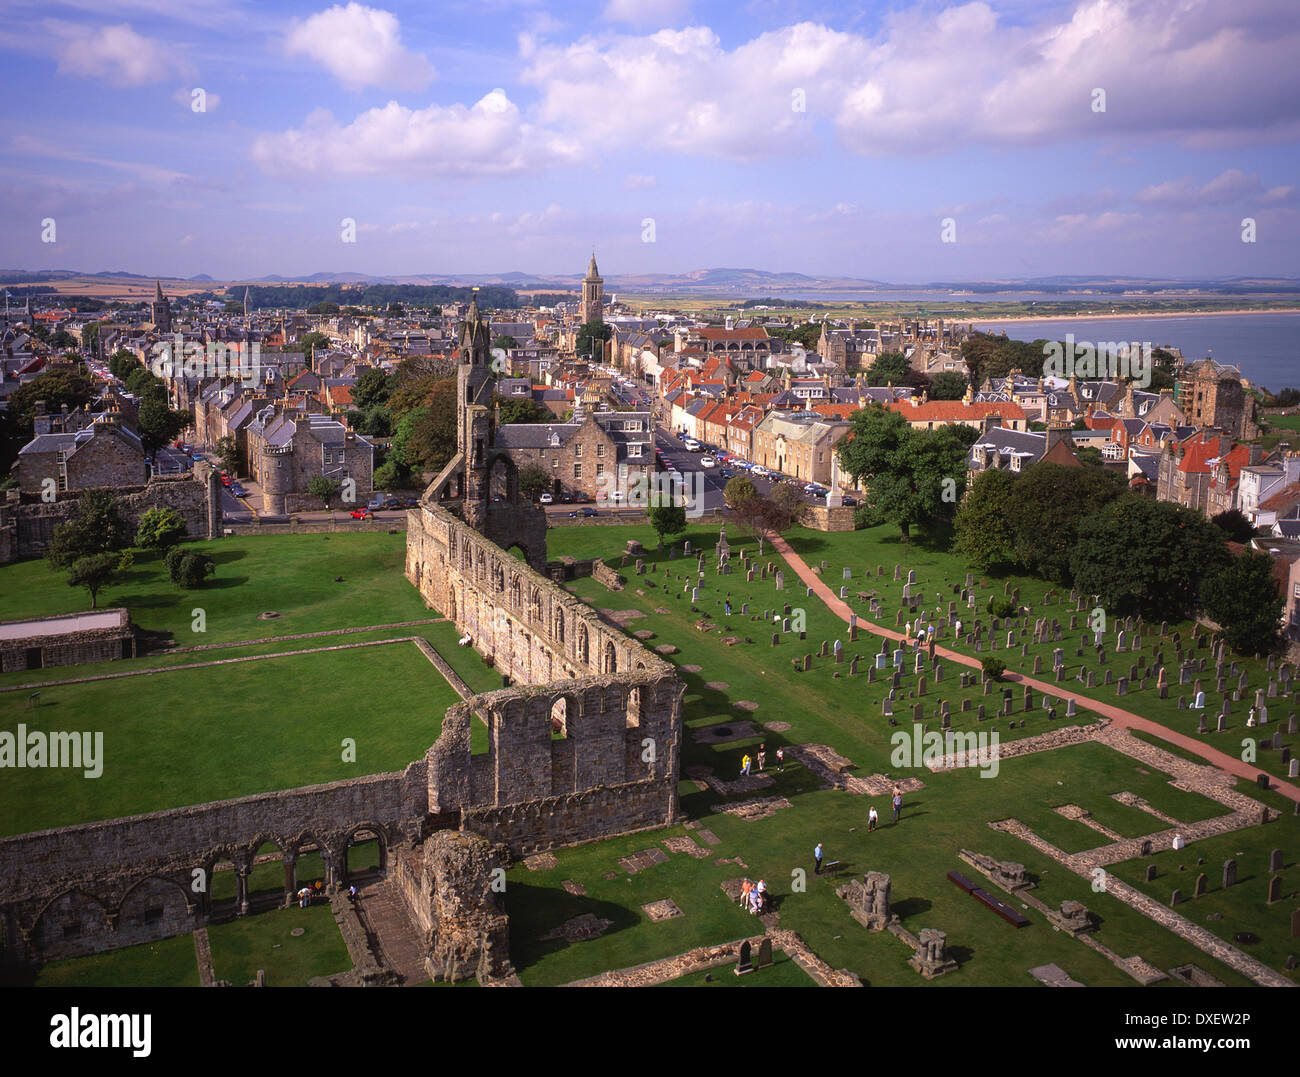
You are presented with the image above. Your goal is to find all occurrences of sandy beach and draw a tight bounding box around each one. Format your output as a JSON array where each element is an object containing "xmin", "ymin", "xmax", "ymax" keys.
[{"xmin": 969, "ymin": 307, "xmax": 1300, "ymax": 325}]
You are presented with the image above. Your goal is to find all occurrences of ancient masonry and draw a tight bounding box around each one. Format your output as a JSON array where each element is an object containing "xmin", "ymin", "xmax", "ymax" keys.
[{"xmin": 0, "ymin": 299, "xmax": 684, "ymax": 982}]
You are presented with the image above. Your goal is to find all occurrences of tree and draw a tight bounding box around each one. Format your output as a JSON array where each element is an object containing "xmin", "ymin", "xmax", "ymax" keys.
[
  {"xmin": 214, "ymin": 436, "xmax": 239, "ymax": 475},
  {"xmin": 1003, "ymin": 462, "xmax": 1126, "ymax": 582},
  {"xmin": 492, "ymin": 334, "xmax": 519, "ymax": 351},
  {"xmin": 353, "ymin": 368, "xmax": 391, "ymax": 412},
  {"xmin": 46, "ymin": 490, "xmax": 129, "ymax": 569},
  {"xmin": 1211, "ymin": 509, "xmax": 1256, "ymax": 544},
  {"xmin": 1201, "ymin": 552, "xmax": 1284, "ymax": 657},
  {"xmin": 137, "ymin": 394, "xmax": 190, "ymax": 459},
  {"xmin": 1075, "ymin": 446, "xmax": 1104, "ymax": 467},
  {"xmin": 723, "ymin": 475, "xmax": 757, "ymax": 509},
  {"xmin": 929, "ymin": 371, "xmax": 969, "ymax": 400},
  {"xmin": 387, "ymin": 302, "xmax": 405, "ymax": 317},
  {"xmin": 519, "ymin": 463, "xmax": 551, "ymax": 500},
  {"xmin": 299, "ymin": 331, "xmax": 330, "ymax": 361},
  {"xmin": 954, "ymin": 468, "xmax": 1017, "ymax": 572},
  {"xmin": 49, "ymin": 329, "xmax": 78, "ymax": 350},
  {"xmin": 7, "ymin": 369, "xmax": 95, "ymax": 432},
  {"xmin": 372, "ymin": 458, "xmax": 409, "ymax": 491},
  {"xmin": 308, "ymin": 475, "xmax": 342, "ymax": 510},
  {"xmin": 836, "ymin": 406, "xmax": 976, "ymax": 542},
  {"xmin": 81, "ymin": 323, "xmax": 100, "ymax": 351},
  {"xmin": 865, "ymin": 351, "xmax": 911, "ymax": 387},
  {"xmin": 769, "ymin": 479, "xmax": 806, "ymax": 526},
  {"xmin": 223, "ymin": 300, "xmax": 243, "ymax": 314},
  {"xmin": 495, "ymin": 396, "xmax": 552, "ymax": 425},
  {"xmin": 361, "ymin": 406, "xmax": 393, "ymax": 438},
  {"xmin": 135, "ymin": 507, "xmax": 187, "ymax": 549},
  {"xmin": 1069, "ymin": 495, "xmax": 1231, "ymax": 617},
  {"xmin": 164, "ymin": 546, "xmax": 215, "ymax": 589},
  {"xmin": 575, "ymin": 318, "xmax": 612, "ymax": 360},
  {"xmin": 109, "ymin": 349, "xmax": 141, "ymax": 381},
  {"xmin": 67, "ymin": 551, "xmax": 131, "ymax": 609},
  {"xmin": 647, "ymin": 499, "xmax": 687, "ymax": 549}
]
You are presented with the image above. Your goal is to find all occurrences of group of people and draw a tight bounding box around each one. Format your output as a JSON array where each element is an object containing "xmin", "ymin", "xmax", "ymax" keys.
[
  {"xmin": 738, "ymin": 877, "xmax": 768, "ymax": 914},
  {"xmin": 740, "ymin": 744, "xmax": 785, "ymax": 777},
  {"xmin": 295, "ymin": 881, "xmax": 358, "ymax": 907}
]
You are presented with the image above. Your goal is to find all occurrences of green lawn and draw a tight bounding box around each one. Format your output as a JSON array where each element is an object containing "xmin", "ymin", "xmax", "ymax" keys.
[
  {"xmin": 32, "ymin": 932, "xmax": 200, "ymax": 987},
  {"xmin": 0, "ymin": 637, "xmax": 464, "ymax": 835},
  {"xmin": 205, "ymin": 903, "xmax": 351, "ymax": 986}
]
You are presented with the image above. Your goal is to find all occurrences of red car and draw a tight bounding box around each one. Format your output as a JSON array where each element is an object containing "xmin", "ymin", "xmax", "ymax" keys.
[{"xmin": 350, "ymin": 508, "xmax": 373, "ymax": 519}]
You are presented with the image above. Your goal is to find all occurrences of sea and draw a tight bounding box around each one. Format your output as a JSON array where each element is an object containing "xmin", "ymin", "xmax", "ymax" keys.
[{"xmin": 967, "ymin": 312, "xmax": 1300, "ymax": 392}]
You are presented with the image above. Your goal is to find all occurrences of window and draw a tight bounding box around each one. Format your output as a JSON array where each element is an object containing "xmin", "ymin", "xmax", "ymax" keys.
[
  {"xmin": 596, "ymin": 444, "xmax": 605, "ymax": 457},
  {"xmin": 628, "ymin": 444, "xmax": 641, "ymax": 458},
  {"xmin": 596, "ymin": 462, "xmax": 604, "ymax": 477},
  {"xmin": 574, "ymin": 463, "xmax": 582, "ymax": 479},
  {"xmin": 575, "ymin": 443, "xmax": 583, "ymax": 458}
]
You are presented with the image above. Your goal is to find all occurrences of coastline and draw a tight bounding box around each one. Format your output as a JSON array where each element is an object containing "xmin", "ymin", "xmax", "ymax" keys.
[{"xmin": 969, "ymin": 307, "xmax": 1300, "ymax": 326}]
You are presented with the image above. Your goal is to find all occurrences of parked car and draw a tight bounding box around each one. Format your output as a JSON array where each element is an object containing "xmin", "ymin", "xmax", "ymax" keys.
[
  {"xmin": 368, "ymin": 496, "xmax": 385, "ymax": 511},
  {"xmin": 229, "ymin": 484, "xmax": 247, "ymax": 497},
  {"xmin": 700, "ymin": 456, "xmax": 716, "ymax": 468},
  {"xmin": 539, "ymin": 492, "xmax": 553, "ymax": 504},
  {"xmin": 220, "ymin": 474, "xmax": 232, "ymax": 487}
]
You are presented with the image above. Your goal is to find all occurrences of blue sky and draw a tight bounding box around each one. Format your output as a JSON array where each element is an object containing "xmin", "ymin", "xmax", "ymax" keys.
[{"xmin": 1, "ymin": 0, "xmax": 1297, "ymax": 282}]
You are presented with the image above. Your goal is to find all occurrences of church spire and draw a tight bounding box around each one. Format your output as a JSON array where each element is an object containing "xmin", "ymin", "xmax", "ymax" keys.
[
  {"xmin": 585, "ymin": 252, "xmax": 601, "ymax": 281},
  {"xmin": 155, "ymin": 279, "xmax": 164, "ymax": 301}
]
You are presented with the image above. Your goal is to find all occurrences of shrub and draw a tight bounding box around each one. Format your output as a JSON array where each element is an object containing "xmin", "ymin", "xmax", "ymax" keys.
[
  {"xmin": 981, "ymin": 656, "xmax": 1007, "ymax": 681},
  {"xmin": 987, "ymin": 596, "xmax": 1015, "ymax": 618},
  {"xmin": 165, "ymin": 546, "xmax": 215, "ymax": 589}
]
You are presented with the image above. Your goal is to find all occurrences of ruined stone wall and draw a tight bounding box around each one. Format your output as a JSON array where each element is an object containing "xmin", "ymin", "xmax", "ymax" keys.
[
  {"xmin": 0, "ymin": 762, "xmax": 428, "ymax": 964},
  {"xmin": 0, "ymin": 469, "xmax": 220, "ymax": 563},
  {"xmin": 408, "ymin": 502, "xmax": 684, "ymax": 853}
]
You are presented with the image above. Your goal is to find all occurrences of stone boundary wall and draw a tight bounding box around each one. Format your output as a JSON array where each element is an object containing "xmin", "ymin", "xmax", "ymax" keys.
[
  {"xmin": 0, "ymin": 469, "xmax": 221, "ymax": 563},
  {"xmin": 223, "ymin": 518, "xmax": 405, "ymax": 536}
]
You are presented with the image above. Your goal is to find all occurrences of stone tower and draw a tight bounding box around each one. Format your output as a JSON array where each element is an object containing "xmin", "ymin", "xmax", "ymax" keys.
[
  {"xmin": 459, "ymin": 291, "xmax": 495, "ymax": 513},
  {"xmin": 151, "ymin": 280, "xmax": 172, "ymax": 335},
  {"xmin": 579, "ymin": 252, "xmax": 603, "ymax": 326}
]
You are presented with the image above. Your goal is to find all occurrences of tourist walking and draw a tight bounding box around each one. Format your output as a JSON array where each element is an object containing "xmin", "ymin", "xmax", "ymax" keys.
[
  {"xmin": 891, "ymin": 788, "xmax": 903, "ymax": 823},
  {"xmin": 776, "ymin": 747, "xmax": 785, "ymax": 772},
  {"xmin": 741, "ymin": 752, "xmax": 752, "ymax": 777},
  {"xmin": 757, "ymin": 745, "xmax": 766, "ymax": 771},
  {"xmin": 814, "ymin": 842, "xmax": 824, "ymax": 875},
  {"xmin": 868, "ymin": 805, "xmax": 878, "ymax": 831}
]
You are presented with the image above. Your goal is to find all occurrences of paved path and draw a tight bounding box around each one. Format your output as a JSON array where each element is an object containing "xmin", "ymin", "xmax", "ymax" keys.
[
  {"xmin": 767, "ymin": 533, "xmax": 1300, "ymax": 802},
  {"xmin": 356, "ymin": 878, "xmax": 430, "ymax": 986}
]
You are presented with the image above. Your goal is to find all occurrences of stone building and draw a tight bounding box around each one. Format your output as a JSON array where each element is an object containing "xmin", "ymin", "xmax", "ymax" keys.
[
  {"xmin": 497, "ymin": 406, "xmax": 654, "ymax": 502},
  {"xmin": 1177, "ymin": 358, "xmax": 1258, "ymax": 440},
  {"xmin": 15, "ymin": 408, "xmax": 146, "ymax": 495},
  {"xmin": 245, "ymin": 407, "xmax": 374, "ymax": 514},
  {"xmin": 752, "ymin": 410, "xmax": 851, "ymax": 484},
  {"xmin": 579, "ymin": 253, "xmax": 604, "ymax": 325}
]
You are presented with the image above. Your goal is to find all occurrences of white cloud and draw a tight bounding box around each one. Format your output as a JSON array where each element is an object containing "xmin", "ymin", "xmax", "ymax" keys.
[
  {"xmin": 284, "ymin": 3, "xmax": 435, "ymax": 91},
  {"xmin": 44, "ymin": 20, "xmax": 192, "ymax": 86},
  {"xmin": 249, "ymin": 90, "xmax": 576, "ymax": 178},
  {"xmin": 1134, "ymin": 169, "xmax": 1278, "ymax": 208},
  {"xmin": 623, "ymin": 173, "xmax": 657, "ymax": 189}
]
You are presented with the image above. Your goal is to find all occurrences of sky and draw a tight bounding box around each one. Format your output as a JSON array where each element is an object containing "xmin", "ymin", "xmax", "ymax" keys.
[{"xmin": 0, "ymin": 0, "xmax": 1297, "ymax": 283}]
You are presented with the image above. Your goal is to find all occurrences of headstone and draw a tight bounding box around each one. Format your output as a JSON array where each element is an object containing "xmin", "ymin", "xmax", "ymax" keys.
[
  {"xmin": 1270, "ymin": 849, "xmax": 1284, "ymax": 873},
  {"xmin": 1194, "ymin": 873, "xmax": 1207, "ymax": 897},
  {"xmin": 1268, "ymin": 876, "xmax": 1282, "ymax": 905},
  {"xmin": 1222, "ymin": 860, "xmax": 1237, "ymax": 889},
  {"xmin": 755, "ymin": 937, "xmax": 773, "ymax": 969},
  {"xmin": 735, "ymin": 940, "xmax": 752, "ymax": 976},
  {"xmin": 1169, "ymin": 889, "xmax": 1182, "ymax": 907},
  {"xmin": 1145, "ymin": 865, "xmax": 1157, "ymax": 882}
]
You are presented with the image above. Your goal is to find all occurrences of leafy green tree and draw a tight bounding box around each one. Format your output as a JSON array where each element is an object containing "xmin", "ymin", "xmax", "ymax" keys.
[
  {"xmin": 164, "ymin": 546, "xmax": 215, "ymax": 589},
  {"xmin": 7, "ymin": 369, "xmax": 95, "ymax": 432},
  {"xmin": 1069, "ymin": 494, "xmax": 1231, "ymax": 617},
  {"xmin": 981, "ymin": 656, "xmax": 1007, "ymax": 681},
  {"xmin": 387, "ymin": 302, "xmax": 405, "ymax": 317},
  {"xmin": 67, "ymin": 551, "xmax": 131, "ymax": 609},
  {"xmin": 49, "ymin": 329, "xmax": 78, "ymax": 350},
  {"xmin": 865, "ymin": 352, "xmax": 911, "ymax": 387},
  {"xmin": 928, "ymin": 371, "xmax": 969, "ymax": 400},
  {"xmin": 299, "ymin": 331, "xmax": 330, "ymax": 361},
  {"xmin": 109, "ymin": 349, "xmax": 141, "ymax": 381},
  {"xmin": 361, "ymin": 406, "xmax": 393, "ymax": 438},
  {"xmin": 223, "ymin": 301, "xmax": 243, "ymax": 314},
  {"xmin": 81, "ymin": 323, "xmax": 100, "ymax": 351},
  {"xmin": 575, "ymin": 318, "xmax": 612, "ymax": 360},
  {"xmin": 769, "ymin": 479, "xmax": 806, "ymax": 526},
  {"xmin": 353, "ymin": 368, "xmax": 392, "ymax": 412},
  {"xmin": 954, "ymin": 468, "xmax": 1017, "ymax": 572},
  {"xmin": 135, "ymin": 507, "xmax": 187, "ymax": 549},
  {"xmin": 1201, "ymin": 552, "xmax": 1284, "ymax": 657},
  {"xmin": 46, "ymin": 490, "xmax": 129, "ymax": 569},
  {"xmin": 1211, "ymin": 509, "xmax": 1255, "ymax": 544},
  {"xmin": 492, "ymin": 334, "xmax": 519, "ymax": 351},
  {"xmin": 138, "ymin": 394, "xmax": 190, "ymax": 459},
  {"xmin": 214, "ymin": 436, "xmax": 239, "ymax": 475},
  {"xmin": 723, "ymin": 475, "xmax": 757, "ymax": 509},
  {"xmin": 519, "ymin": 463, "xmax": 551, "ymax": 500},
  {"xmin": 1075, "ymin": 446, "xmax": 1104, "ymax": 466},
  {"xmin": 836, "ymin": 406, "xmax": 976, "ymax": 542},
  {"xmin": 495, "ymin": 396, "xmax": 551, "ymax": 424},
  {"xmin": 647, "ymin": 499, "xmax": 687, "ymax": 548},
  {"xmin": 308, "ymin": 474, "xmax": 342, "ymax": 510},
  {"xmin": 1003, "ymin": 462, "xmax": 1126, "ymax": 582},
  {"xmin": 372, "ymin": 458, "xmax": 409, "ymax": 491}
]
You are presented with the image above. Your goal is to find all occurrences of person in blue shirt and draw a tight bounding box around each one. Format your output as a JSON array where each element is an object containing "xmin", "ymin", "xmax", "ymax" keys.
[{"xmin": 814, "ymin": 842, "xmax": 823, "ymax": 874}]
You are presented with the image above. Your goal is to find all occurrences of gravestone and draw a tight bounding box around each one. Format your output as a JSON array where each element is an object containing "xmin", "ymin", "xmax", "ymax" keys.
[
  {"xmin": 1145, "ymin": 865, "xmax": 1157, "ymax": 882},
  {"xmin": 1222, "ymin": 860, "xmax": 1237, "ymax": 888},
  {"xmin": 755, "ymin": 937, "xmax": 773, "ymax": 969},
  {"xmin": 1270, "ymin": 849, "xmax": 1284, "ymax": 873},
  {"xmin": 1268, "ymin": 876, "xmax": 1282, "ymax": 905},
  {"xmin": 1170, "ymin": 889, "xmax": 1182, "ymax": 907},
  {"xmin": 1194, "ymin": 873, "xmax": 1207, "ymax": 898},
  {"xmin": 735, "ymin": 940, "xmax": 753, "ymax": 976}
]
